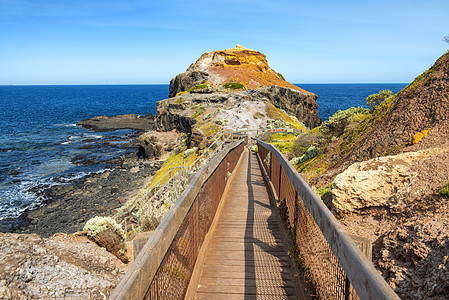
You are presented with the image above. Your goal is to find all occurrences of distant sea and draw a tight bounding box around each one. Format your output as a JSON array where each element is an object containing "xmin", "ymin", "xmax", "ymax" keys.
[{"xmin": 0, "ymin": 83, "xmax": 406, "ymax": 221}]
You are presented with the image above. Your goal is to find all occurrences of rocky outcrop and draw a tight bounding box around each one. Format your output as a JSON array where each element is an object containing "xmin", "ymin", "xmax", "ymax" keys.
[
  {"xmin": 0, "ymin": 232, "xmax": 127, "ymax": 299},
  {"xmin": 246, "ymin": 85, "xmax": 321, "ymax": 128},
  {"xmin": 137, "ymin": 131, "xmax": 180, "ymax": 159},
  {"xmin": 169, "ymin": 45, "xmax": 315, "ymax": 95},
  {"xmin": 332, "ymin": 147, "xmax": 449, "ymax": 214},
  {"xmin": 169, "ymin": 70, "xmax": 208, "ymax": 98},
  {"xmin": 77, "ymin": 114, "xmax": 155, "ymax": 132}
]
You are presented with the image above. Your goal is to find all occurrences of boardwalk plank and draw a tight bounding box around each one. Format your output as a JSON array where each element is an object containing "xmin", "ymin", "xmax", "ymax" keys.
[{"xmin": 193, "ymin": 150, "xmax": 298, "ymax": 299}]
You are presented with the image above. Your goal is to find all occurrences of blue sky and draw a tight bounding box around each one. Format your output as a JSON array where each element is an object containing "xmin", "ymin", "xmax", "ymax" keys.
[{"xmin": 0, "ymin": 0, "xmax": 448, "ymax": 85}]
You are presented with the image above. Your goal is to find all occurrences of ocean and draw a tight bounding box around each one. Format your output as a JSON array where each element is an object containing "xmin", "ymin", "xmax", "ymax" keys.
[{"xmin": 0, "ymin": 83, "xmax": 406, "ymax": 221}]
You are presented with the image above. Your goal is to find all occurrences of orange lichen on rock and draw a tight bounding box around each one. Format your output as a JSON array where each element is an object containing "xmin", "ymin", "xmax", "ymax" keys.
[
  {"xmin": 188, "ymin": 45, "xmax": 311, "ymax": 93},
  {"xmin": 412, "ymin": 128, "xmax": 431, "ymax": 144}
]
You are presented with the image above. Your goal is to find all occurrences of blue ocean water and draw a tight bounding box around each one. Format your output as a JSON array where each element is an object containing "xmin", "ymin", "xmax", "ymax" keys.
[
  {"xmin": 0, "ymin": 85, "xmax": 168, "ymax": 220},
  {"xmin": 297, "ymin": 83, "xmax": 407, "ymax": 120},
  {"xmin": 0, "ymin": 83, "xmax": 407, "ymax": 221}
]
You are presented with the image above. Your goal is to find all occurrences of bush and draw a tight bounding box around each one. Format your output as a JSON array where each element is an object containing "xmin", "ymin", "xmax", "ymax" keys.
[
  {"xmin": 439, "ymin": 181, "xmax": 449, "ymax": 197},
  {"xmin": 320, "ymin": 107, "xmax": 369, "ymax": 138},
  {"xmin": 291, "ymin": 132, "xmax": 320, "ymax": 157},
  {"xmin": 214, "ymin": 119, "xmax": 228, "ymax": 126},
  {"xmin": 277, "ymin": 73, "xmax": 285, "ymax": 81},
  {"xmin": 184, "ymin": 147, "xmax": 198, "ymax": 157},
  {"xmin": 223, "ymin": 82, "xmax": 246, "ymax": 90},
  {"xmin": 84, "ymin": 216, "xmax": 123, "ymax": 237},
  {"xmin": 290, "ymin": 145, "xmax": 319, "ymax": 165},
  {"xmin": 366, "ymin": 89, "xmax": 392, "ymax": 108},
  {"xmin": 187, "ymin": 84, "xmax": 211, "ymax": 92}
]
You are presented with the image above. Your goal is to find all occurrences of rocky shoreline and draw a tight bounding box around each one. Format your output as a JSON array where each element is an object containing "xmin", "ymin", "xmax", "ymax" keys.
[{"xmin": 0, "ymin": 117, "xmax": 163, "ymax": 238}]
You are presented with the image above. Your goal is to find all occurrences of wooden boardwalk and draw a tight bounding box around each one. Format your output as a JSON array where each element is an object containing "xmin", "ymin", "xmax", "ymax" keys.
[{"xmin": 191, "ymin": 150, "xmax": 299, "ymax": 299}]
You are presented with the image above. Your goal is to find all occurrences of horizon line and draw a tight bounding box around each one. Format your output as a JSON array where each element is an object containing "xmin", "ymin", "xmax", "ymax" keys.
[{"xmin": 0, "ymin": 82, "xmax": 409, "ymax": 86}]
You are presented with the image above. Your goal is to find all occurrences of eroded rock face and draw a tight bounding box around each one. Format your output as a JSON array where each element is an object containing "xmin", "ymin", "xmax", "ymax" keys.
[
  {"xmin": 332, "ymin": 147, "xmax": 449, "ymax": 214},
  {"xmin": 0, "ymin": 233, "xmax": 127, "ymax": 299},
  {"xmin": 246, "ymin": 86, "xmax": 321, "ymax": 128},
  {"xmin": 137, "ymin": 131, "xmax": 180, "ymax": 159},
  {"xmin": 168, "ymin": 45, "xmax": 316, "ymax": 96},
  {"xmin": 169, "ymin": 70, "xmax": 208, "ymax": 98},
  {"xmin": 376, "ymin": 216, "xmax": 449, "ymax": 298}
]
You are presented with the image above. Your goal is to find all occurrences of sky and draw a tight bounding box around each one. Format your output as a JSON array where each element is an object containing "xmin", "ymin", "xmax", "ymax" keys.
[{"xmin": 0, "ymin": 0, "xmax": 448, "ymax": 85}]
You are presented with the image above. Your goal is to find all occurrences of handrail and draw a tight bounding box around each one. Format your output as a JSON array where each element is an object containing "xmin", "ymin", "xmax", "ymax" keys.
[
  {"xmin": 114, "ymin": 129, "xmax": 233, "ymax": 225},
  {"xmin": 255, "ymin": 139, "xmax": 399, "ymax": 300},
  {"xmin": 109, "ymin": 138, "xmax": 246, "ymax": 300}
]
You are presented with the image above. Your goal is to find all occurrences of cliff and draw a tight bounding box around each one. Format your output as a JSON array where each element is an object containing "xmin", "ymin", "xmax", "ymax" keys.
[{"xmin": 169, "ymin": 45, "xmax": 313, "ymax": 97}]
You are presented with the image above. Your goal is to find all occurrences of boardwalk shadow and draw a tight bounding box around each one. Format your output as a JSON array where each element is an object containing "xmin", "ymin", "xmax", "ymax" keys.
[{"xmin": 244, "ymin": 151, "xmax": 297, "ymax": 299}]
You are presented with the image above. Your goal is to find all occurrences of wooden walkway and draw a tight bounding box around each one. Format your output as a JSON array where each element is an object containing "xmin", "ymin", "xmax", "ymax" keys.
[{"xmin": 191, "ymin": 150, "xmax": 299, "ymax": 299}]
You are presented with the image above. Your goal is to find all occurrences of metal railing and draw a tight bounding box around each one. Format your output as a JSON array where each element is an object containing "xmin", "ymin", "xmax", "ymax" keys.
[
  {"xmin": 256, "ymin": 139, "xmax": 399, "ymax": 300},
  {"xmin": 109, "ymin": 137, "xmax": 246, "ymax": 300},
  {"xmin": 114, "ymin": 130, "xmax": 238, "ymax": 231}
]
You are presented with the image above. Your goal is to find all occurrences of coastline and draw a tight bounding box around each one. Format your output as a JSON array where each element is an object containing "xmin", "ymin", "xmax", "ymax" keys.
[{"xmin": 0, "ymin": 122, "xmax": 163, "ymax": 238}]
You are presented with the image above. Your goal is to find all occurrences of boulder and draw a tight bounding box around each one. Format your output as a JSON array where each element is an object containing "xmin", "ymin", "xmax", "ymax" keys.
[
  {"xmin": 332, "ymin": 147, "xmax": 449, "ymax": 214},
  {"xmin": 0, "ymin": 232, "xmax": 127, "ymax": 299},
  {"xmin": 137, "ymin": 131, "xmax": 180, "ymax": 159}
]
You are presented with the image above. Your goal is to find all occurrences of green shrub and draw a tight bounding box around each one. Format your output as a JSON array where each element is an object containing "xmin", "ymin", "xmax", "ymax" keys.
[
  {"xmin": 223, "ymin": 82, "xmax": 246, "ymax": 90},
  {"xmin": 184, "ymin": 147, "xmax": 198, "ymax": 157},
  {"xmin": 366, "ymin": 89, "xmax": 392, "ymax": 108},
  {"xmin": 187, "ymin": 84, "xmax": 211, "ymax": 92},
  {"xmin": 214, "ymin": 119, "xmax": 228, "ymax": 126},
  {"xmin": 277, "ymin": 73, "xmax": 285, "ymax": 81},
  {"xmin": 84, "ymin": 216, "xmax": 123, "ymax": 237},
  {"xmin": 439, "ymin": 181, "xmax": 449, "ymax": 198},
  {"xmin": 320, "ymin": 107, "xmax": 369, "ymax": 138},
  {"xmin": 192, "ymin": 106, "xmax": 205, "ymax": 119},
  {"xmin": 291, "ymin": 132, "xmax": 320, "ymax": 157},
  {"xmin": 290, "ymin": 145, "xmax": 319, "ymax": 165}
]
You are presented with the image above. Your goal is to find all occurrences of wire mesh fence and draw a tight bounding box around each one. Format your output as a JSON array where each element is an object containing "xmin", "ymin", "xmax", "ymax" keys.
[
  {"xmin": 144, "ymin": 140, "xmax": 246, "ymax": 299},
  {"xmin": 256, "ymin": 140, "xmax": 398, "ymax": 300}
]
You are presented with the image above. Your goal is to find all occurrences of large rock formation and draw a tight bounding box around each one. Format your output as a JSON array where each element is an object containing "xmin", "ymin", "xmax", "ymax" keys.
[
  {"xmin": 169, "ymin": 45, "xmax": 312, "ymax": 97},
  {"xmin": 332, "ymin": 147, "xmax": 449, "ymax": 214},
  {"xmin": 0, "ymin": 232, "xmax": 127, "ymax": 299},
  {"xmin": 167, "ymin": 45, "xmax": 321, "ymax": 128}
]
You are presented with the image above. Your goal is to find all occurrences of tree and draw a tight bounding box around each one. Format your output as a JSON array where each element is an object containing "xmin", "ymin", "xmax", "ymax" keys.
[{"xmin": 366, "ymin": 89, "xmax": 392, "ymax": 108}]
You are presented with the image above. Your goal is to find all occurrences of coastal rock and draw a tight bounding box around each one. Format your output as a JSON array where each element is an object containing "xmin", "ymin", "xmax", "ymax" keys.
[
  {"xmin": 77, "ymin": 114, "xmax": 155, "ymax": 132},
  {"xmin": 0, "ymin": 232, "xmax": 127, "ymax": 299},
  {"xmin": 169, "ymin": 70, "xmax": 209, "ymax": 98},
  {"xmin": 137, "ymin": 131, "xmax": 180, "ymax": 159},
  {"xmin": 170, "ymin": 45, "xmax": 313, "ymax": 93},
  {"xmin": 332, "ymin": 147, "xmax": 449, "ymax": 214},
  {"xmin": 246, "ymin": 85, "xmax": 321, "ymax": 128}
]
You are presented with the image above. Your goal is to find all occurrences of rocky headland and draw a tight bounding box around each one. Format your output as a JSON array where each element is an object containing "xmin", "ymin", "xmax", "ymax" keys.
[{"xmin": 0, "ymin": 45, "xmax": 321, "ymax": 298}]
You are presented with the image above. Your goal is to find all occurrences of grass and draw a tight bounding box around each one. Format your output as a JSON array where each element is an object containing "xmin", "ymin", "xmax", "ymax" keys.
[{"xmin": 148, "ymin": 150, "xmax": 199, "ymax": 189}]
